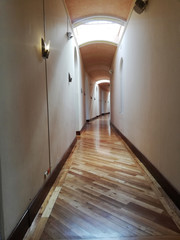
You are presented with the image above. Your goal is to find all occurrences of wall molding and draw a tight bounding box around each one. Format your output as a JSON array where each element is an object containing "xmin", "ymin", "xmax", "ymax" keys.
[
  {"xmin": 76, "ymin": 123, "xmax": 86, "ymax": 135},
  {"xmin": 86, "ymin": 115, "xmax": 99, "ymax": 122},
  {"xmin": 110, "ymin": 122, "xmax": 180, "ymax": 210},
  {"xmin": 86, "ymin": 112, "xmax": 110, "ymax": 122},
  {"xmin": 8, "ymin": 137, "xmax": 77, "ymax": 240},
  {"xmin": 101, "ymin": 112, "xmax": 110, "ymax": 116}
]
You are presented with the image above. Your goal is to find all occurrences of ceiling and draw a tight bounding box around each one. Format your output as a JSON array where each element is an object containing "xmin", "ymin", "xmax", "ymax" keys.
[
  {"xmin": 80, "ymin": 43, "xmax": 116, "ymax": 81},
  {"xmin": 65, "ymin": 0, "xmax": 134, "ymax": 24},
  {"xmin": 99, "ymin": 82, "xmax": 110, "ymax": 92},
  {"xmin": 64, "ymin": 0, "xmax": 134, "ymax": 89}
]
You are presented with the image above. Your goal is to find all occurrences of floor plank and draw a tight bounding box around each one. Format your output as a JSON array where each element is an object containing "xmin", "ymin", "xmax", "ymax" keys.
[{"xmin": 24, "ymin": 115, "xmax": 180, "ymax": 240}]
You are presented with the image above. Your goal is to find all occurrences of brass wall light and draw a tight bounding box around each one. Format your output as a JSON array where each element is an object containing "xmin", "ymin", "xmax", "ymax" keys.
[{"xmin": 41, "ymin": 38, "xmax": 50, "ymax": 59}]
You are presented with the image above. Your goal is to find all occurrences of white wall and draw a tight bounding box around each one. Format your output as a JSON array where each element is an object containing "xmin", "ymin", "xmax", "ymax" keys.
[
  {"xmin": 111, "ymin": 0, "xmax": 180, "ymax": 192},
  {"xmin": 86, "ymin": 79, "xmax": 100, "ymax": 120},
  {"xmin": 45, "ymin": 0, "xmax": 86, "ymax": 168},
  {"xmin": 74, "ymin": 46, "xmax": 86, "ymax": 131},
  {"xmin": 0, "ymin": 1, "xmax": 49, "ymax": 238},
  {"xmin": 85, "ymin": 73, "xmax": 90, "ymax": 120},
  {"xmin": 86, "ymin": 79, "xmax": 110, "ymax": 120},
  {"xmin": 0, "ymin": 0, "xmax": 86, "ymax": 238},
  {"xmin": 86, "ymin": 79, "xmax": 97, "ymax": 120},
  {"xmin": 101, "ymin": 90, "xmax": 110, "ymax": 114}
]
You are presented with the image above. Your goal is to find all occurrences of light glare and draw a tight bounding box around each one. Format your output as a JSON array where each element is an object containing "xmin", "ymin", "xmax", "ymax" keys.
[
  {"xmin": 74, "ymin": 21, "xmax": 124, "ymax": 45},
  {"xmin": 96, "ymin": 80, "xmax": 110, "ymax": 85}
]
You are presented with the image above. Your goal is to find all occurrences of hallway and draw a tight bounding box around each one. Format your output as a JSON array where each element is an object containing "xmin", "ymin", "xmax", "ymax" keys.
[
  {"xmin": 25, "ymin": 116, "xmax": 180, "ymax": 240},
  {"xmin": 1, "ymin": 1, "xmax": 180, "ymax": 239}
]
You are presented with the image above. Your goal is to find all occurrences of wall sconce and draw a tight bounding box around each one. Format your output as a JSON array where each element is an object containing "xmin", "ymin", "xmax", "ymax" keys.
[
  {"xmin": 109, "ymin": 69, "xmax": 113, "ymax": 75},
  {"xmin": 134, "ymin": 0, "xmax": 148, "ymax": 14},
  {"xmin": 68, "ymin": 73, "xmax": 72, "ymax": 82},
  {"xmin": 67, "ymin": 32, "xmax": 73, "ymax": 40},
  {"xmin": 41, "ymin": 38, "xmax": 50, "ymax": 59}
]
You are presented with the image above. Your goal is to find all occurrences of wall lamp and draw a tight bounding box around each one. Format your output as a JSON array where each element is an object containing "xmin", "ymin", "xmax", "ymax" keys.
[
  {"xmin": 134, "ymin": 0, "xmax": 148, "ymax": 14},
  {"xmin": 41, "ymin": 38, "xmax": 50, "ymax": 59},
  {"xmin": 67, "ymin": 32, "xmax": 73, "ymax": 40},
  {"xmin": 109, "ymin": 69, "xmax": 113, "ymax": 75},
  {"xmin": 68, "ymin": 73, "xmax": 72, "ymax": 82}
]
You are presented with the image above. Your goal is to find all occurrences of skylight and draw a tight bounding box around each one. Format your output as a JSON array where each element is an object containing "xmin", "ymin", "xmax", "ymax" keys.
[{"xmin": 74, "ymin": 20, "xmax": 125, "ymax": 46}]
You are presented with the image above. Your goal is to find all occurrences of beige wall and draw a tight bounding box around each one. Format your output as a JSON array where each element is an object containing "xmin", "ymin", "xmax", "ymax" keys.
[
  {"xmin": 85, "ymin": 78, "xmax": 110, "ymax": 120},
  {"xmin": 85, "ymin": 78, "xmax": 98, "ymax": 119},
  {"xmin": 0, "ymin": 1, "xmax": 49, "ymax": 238},
  {"xmin": 0, "ymin": 0, "xmax": 86, "ymax": 239},
  {"xmin": 101, "ymin": 90, "xmax": 110, "ymax": 114},
  {"xmin": 111, "ymin": 0, "xmax": 180, "ymax": 192},
  {"xmin": 45, "ymin": 0, "xmax": 86, "ymax": 168},
  {"xmin": 74, "ymin": 47, "xmax": 86, "ymax": 131}
]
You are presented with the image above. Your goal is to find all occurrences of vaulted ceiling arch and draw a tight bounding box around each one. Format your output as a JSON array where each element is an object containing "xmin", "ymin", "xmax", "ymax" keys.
[
  {"xmin": 64, "ymin": 0, "xmax": 134, "ymax": 85},
  {"xmin": 80, "ymin": 43, "xmax": 116, "ymax": 81},
  {"xmin": 65, "ymin": 0, "xmax": 134, "ymax": 24}
]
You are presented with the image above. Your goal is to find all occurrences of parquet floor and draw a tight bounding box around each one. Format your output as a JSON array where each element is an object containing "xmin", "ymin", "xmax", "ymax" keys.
[{"xmin": 24, "ymin": 115, "xmax": 180, "ymax": 240}]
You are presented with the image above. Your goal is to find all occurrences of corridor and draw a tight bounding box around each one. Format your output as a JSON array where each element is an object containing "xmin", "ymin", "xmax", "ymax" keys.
[
  {"xmin": 1, "ymin": 0, "xmax": 180, "ymax": 239},
  {"xmin": 24, "ymin": 116, "xmax": 180, "ymax": 240}
]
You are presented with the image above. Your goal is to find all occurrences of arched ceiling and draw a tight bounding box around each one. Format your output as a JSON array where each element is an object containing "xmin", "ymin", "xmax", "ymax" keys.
[
  {"xmin": 64, "ymin": 0, "xmax": 134, "ymax": 85},
  {"xmin": 65, "ymin": 0, "xmax": 134, "ymax": 24},
  {"xmin": 99, "ymin": 82, "xmax": 110, "ymax": 92},
  {"xmin": 80, "ymin": 43, "xmax": 116, "ymax": 81}
]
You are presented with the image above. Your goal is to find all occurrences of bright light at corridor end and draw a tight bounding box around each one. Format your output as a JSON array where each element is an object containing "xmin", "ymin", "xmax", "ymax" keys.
[{"xmin": 96, "ymin": 80, "xmax": 110, "ymax": 85}]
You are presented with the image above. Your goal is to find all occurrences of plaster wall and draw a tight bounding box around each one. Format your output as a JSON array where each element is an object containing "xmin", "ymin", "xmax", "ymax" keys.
[
  {"xmin": 86, "ymin": 79, "xmax": 110, "ymax": 120},
  {"xmin": 111, "ymin": 0, "xmax": 180, "ymax": 192},
  {"xmin": 86, "ymin": 79, "xmax": 97, "ymax": 119},
  {"xmin": 0, "ymin": 1, "xmax": 49, "ymax": 238},
  {"xmin": 74, "ymin": 46, "xmax": 86, "ymax": 131},
  {"xmin": 85, "ymin": 73, "xmax": 90, "ymax": 120},
  {"xmin": 101, "ymin": 90, "xmax": 110, "ymax": 114},
  {"xmin": 86, "ymin": 80, "xmax": 100, "ymax": 119},
  {"xmin": 0, "ymin": 0, "xmax": 85, "ymax": 238},
  {"xmin": 45, "ymin": 0, "xmax": 85, "ymax": 169}
]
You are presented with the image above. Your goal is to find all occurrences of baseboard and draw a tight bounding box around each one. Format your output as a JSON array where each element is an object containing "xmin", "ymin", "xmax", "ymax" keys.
[
  {"xmin": 86, "ymin": 115, "xmax": 99, "ymax": 122},
  {"xmin": 8, "ymin": 137, "xmax": 77, "ymax": 240},
  {"xmin": 76, "ymin": 123, "xmax": 86, "ymax": 135},
  {"xmin": 7, "ymin": 210, "xmax": 29, "ymax": 240},
  {"xmin": 110, "ymin": 122, "xmax": 180, "ymax": 210},
  {"xmin": 101, "ymin": 112, "xmax": 110, "ymax": 115},
  {"xmin": 86, "ymin": 112, "xmax": 110, "ymax": 122}
]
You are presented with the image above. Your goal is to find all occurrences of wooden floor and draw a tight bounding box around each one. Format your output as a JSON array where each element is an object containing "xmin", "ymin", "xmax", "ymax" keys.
[{"xmin": 24, "ymin": 115, "xmax": 180, "ymax": 240}]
